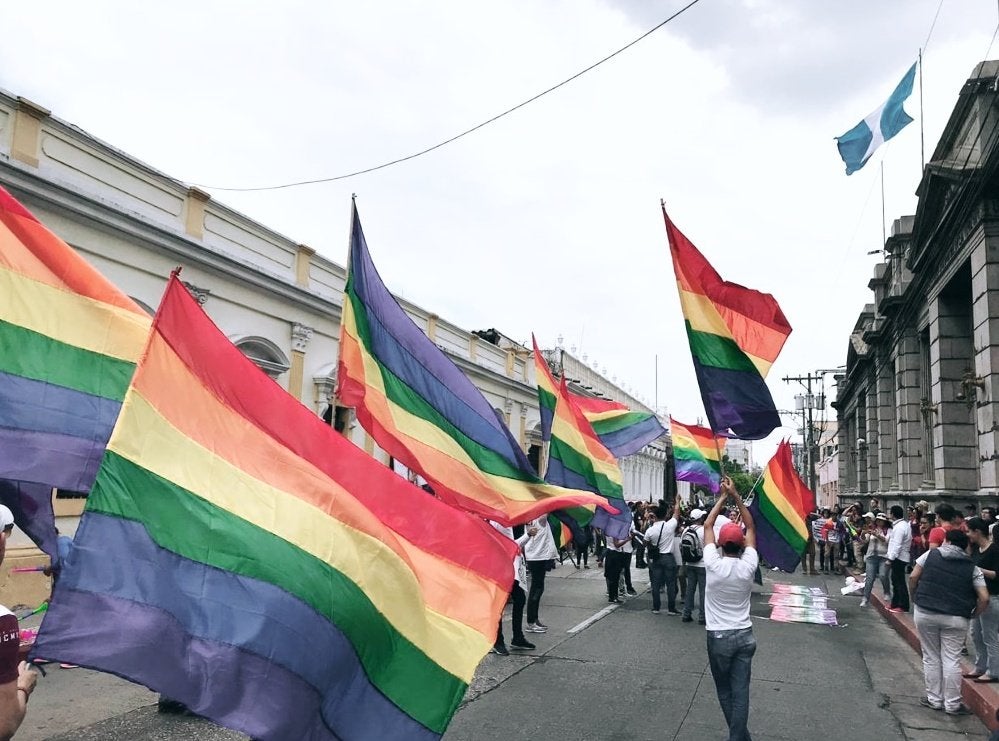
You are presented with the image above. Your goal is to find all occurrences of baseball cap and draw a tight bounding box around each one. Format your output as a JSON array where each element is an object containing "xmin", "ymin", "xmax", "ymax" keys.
[
  {"xmin": 875, "ymin": 512, "xmax": 889, "ymax": 522},
  {"xmin": 689, "ymin": 508, "xmax": 707, "ymax": 520},
  {"xmin": 863, "ymin": 511, "xmax": 875, "ymax": 519},
  {"xmin": 717, "ymin": 522, "xmax": 745, "ymax": 548},
  {"xmin": 0, "ymin": 505, "xmax": 14, "ymax": 531}
]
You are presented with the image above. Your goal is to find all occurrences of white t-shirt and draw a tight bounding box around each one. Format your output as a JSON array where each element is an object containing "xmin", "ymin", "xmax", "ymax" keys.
[
  {"xmin": 688, "ymin": 515, "xmax": 732, "ymax": 568},
  {"xmin": 644, "ymin": 518, "xmax": 678, "ymax": 556},
  {"xmin": 704, "ymin": 543, "xmax": 758, "ymax": 631}
]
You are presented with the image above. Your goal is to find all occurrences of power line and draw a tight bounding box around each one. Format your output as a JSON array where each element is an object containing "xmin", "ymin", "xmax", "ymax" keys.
[{"xmin": 192, "ymin": 0, "xmax": 705, "ymax": 193}]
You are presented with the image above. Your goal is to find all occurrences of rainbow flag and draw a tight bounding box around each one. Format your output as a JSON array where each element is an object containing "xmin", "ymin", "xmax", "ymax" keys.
[
  {"xmin": 668, "ymin": 417, "xmax": 726, "ymax": 493},
  {"xmin": 0, "ymin": 186, "xmax": 151, "ymax": 491},
  {"xmin": 33, "ymin": 275, "xmax": 517, "ymax": 740},
  {"xmin": 569, "ymin": 394, "xmax": 666, "ymax": 458},
  {"xmin": 337, "ymin": 205, "xmax": 607, "ymax": 525},
  {"xmin": 663, "ymin": 207, "xmax": 791, "ymax": 439},
  {"xmin": 548, "ymin": 513, "xmax": 574, "ymax": 551},
  {"xmin": 533, "ymin": 339, "xmax": 631, "ymax": 540},
  {"xmin": 749, "ymin": 440, "xmax": 816, "ymax": 572}
]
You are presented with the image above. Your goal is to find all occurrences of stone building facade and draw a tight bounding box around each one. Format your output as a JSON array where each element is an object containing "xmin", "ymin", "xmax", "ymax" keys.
[{"xmin": 834, "ymin": 61, "xmax": 999, "ymax": 511}]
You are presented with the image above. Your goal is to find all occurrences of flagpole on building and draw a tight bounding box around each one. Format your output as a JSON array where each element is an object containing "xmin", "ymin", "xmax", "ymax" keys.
[
  {"xmin": 880, "ymin": 160, "xmax": 887, "ymax": 247},
  {"xmin": 919, "ymin": 49, "xmax": 926, "ymax": 171}
]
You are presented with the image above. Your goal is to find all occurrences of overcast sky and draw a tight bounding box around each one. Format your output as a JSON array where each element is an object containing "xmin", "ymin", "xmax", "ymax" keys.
[{"xmin": 3, "ymin": 0, "xmax": 997, "ymax": 464}]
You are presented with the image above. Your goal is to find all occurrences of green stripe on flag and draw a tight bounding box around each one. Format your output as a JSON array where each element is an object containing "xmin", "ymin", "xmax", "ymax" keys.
[{"xmin": 684, "ymin": 323, "xmax": 757, "ymax": 373}]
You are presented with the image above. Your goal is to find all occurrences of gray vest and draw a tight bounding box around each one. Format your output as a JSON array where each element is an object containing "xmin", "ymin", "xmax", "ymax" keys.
[{"xmin": 914, "ymin": 549, "xmax": 977, "ymax": 617}]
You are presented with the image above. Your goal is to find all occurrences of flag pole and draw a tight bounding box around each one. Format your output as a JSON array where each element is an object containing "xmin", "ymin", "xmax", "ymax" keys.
[
  {"xmin": 880, "ymin": 160, "xmax": 887, "ymax": 248},
  {"xmin": 918, "ymin": 49, "xmax": 925, "ymax": 172}
]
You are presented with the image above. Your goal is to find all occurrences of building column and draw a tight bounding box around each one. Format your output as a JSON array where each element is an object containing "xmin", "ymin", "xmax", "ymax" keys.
[
  {"xmin": 295, "ymin": 244, "xmax": 316, "ymax": 288},
  {"xmin": 288, "ymin": 322, "xmax": 314, "ymax": 401},
  {"xmin": 519, "ymin": 403, "xmax": 529, "ymax": 450},
  {"xmin": 876, "ymin": 358, "xmax": 897, "ymax": 490},
  {"xmin": 10, "ymin": 98, "xmax": 49, "ymax": 167},
  {"xmin": 184, "ymin": 187, "xmax": 211, "ymax": 239},
  {"xmin": 929, "ymin": 290, "xmax": 977, "ymax": 492},
  {"xmin": 865, "ymin": 374, "xmax": 881, "ymax": 492},
  {"xmin": 972, "ymin": 226, "xmax": 999, "ymax": 492},
  {"xmin": 894, "ymin": 331, "xmax": 923, "ymax": 490}
]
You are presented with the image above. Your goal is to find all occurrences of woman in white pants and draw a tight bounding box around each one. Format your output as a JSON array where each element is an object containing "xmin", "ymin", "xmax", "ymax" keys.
[{"xmin": 909, "ymin": 529, "xmax": 988, "ymax": 715}]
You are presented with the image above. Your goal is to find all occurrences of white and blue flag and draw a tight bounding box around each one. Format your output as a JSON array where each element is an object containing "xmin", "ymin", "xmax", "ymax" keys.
[{"xmin": 836, "ymin": 62, "xmax": 917, "ymax": 175}]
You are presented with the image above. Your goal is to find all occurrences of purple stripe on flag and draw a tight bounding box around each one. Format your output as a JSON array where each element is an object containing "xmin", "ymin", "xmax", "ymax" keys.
[
  {"xmin": 674, "ymin": 462, "xmax": 720, "ymax": 493},
  {"xmin": 598, "ymin": 415, "xmax": 666, "ymax": 458},
  {"xmin": 0, "ymin": 372, "xmax": 121, "ymax": 441},
  {"xmin": 693, "ymin": 359, "xmax": 781, "ymax": 440},
  {"xmin": 748, "ymin": 499, "xmax": 802, "ymax": 573},
  {"xmin": 0, "ymin": 480, "xmax": 56, "ymax": 560},
  {"xmin": 37, "ymin": 513, "xmax": 439, "ymax": 741},
  {"xmin": 0, "ymin": 427, "xmax": 103, "ymax": 492},
  {"xmin": 592, "ymin": 500, "xmax": 632, "ymax": 541}
]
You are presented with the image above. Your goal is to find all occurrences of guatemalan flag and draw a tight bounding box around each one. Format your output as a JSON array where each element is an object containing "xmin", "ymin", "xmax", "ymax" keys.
[{"xmin": 835, "ymin": 62, "xmax": 917, "ymax": 175}]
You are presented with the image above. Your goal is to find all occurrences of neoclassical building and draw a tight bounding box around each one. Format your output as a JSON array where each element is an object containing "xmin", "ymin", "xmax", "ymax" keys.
[
  {"xmin": 834, "ymin": 60, "xmax": 999, "ymax": 510},
  {"xmin": 0, "ymin": 88, "xmax": 670, "ymax": 601}
]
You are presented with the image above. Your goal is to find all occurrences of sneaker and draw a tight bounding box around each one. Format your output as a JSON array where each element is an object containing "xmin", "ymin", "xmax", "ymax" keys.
[
  {"xmin": 651, "ymin": 609, "xmax": 661, "ymax": 614},
  {"xmin": 490, "ymin": 643, "xmax": 510, "ymax": 656},
  {"xmin": 667, "ymin": 610, "xmax": 681, "ymax": 616},
  {"xmin": 608, "ymin": 597, "xmax": 621, "ymax": 604},
  {"xmin": 534, "ymin": 620, "xmax": 548, "ymax": 629},
  {"xmin": 510, "ymin": 638, "xmax": 535, "ymax": 650},
  {"xmin": 525, "ymin": 623, "xmax": 548, "ymax": 633},
  {"xmin": 859, "ymin": 598, "xmax": 868, "ymax": 607},
  {"xmin": 945, "ymin": 704, "xmax": 973, "ymax": 716},
  {"xmin": 888, "ymin": 607, "xmax": 906, "ymax": 613},
  {"xmin": 626, "ymin": 588, "xmax": 638, "ymax": 596},
  {"xmin": 919, "ymin": 697, "xmax": 942, "ymax": 711}
]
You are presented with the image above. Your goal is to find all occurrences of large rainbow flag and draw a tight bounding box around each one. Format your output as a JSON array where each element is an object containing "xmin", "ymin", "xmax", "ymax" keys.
[
  {"xmin": 33, "ymin": 275, "xmax": 517, "ymax": 740},
  {"xmin": 0, "ymin": 186, "xmax": 150, "ymax": 492},
  {"xmin": 663, "ymin": 207, "xmax": 791, "ymax": 440},
  {"xmin": 669, "ymin": 417, "xmax": 726, "ymax": 493},
  {"xmin": 337, "ymin": 205, "xmax": 607, "ymax": 525},
  {"xmin": 570, "ymin": 394, "xmax": 666, "ymax": 458},
  {"xmin": 533, "ymin": 337, "xmax": 630, "ymax": 539},
  {"xmin": 748, "ymin": 440, "xmax": 816, "ymax": 572}
]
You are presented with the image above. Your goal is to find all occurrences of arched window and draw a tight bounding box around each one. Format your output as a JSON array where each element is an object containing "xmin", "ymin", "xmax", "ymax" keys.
[{"xmin": 232, "ymin": 336, "xmax": 290, "ymax": 379}]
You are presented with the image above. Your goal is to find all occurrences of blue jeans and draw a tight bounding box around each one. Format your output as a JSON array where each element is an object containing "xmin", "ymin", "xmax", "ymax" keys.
[
  {"xmin": 863, "ymin": 556, "xmax": 889, "ymax": 601},
  {"xmin": 973, "ymin": 595, "xmax": 999, "ymax": 677},
  {"xmin": 707, "ymin": 627, "xmax": 756, "ymax": 741},
  {"xmin": 683, "ymin": 566, "xmax": 706, "ymax": 620},
  {"xmin": 649, "ymin": 554, "xmax": 678, "ymax": 612}
]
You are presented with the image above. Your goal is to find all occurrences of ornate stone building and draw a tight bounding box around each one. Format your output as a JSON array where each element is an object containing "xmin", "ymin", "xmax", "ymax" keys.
[{"xmin": 834, "ymin": 61, "xmax": 999, "ymax": 510}]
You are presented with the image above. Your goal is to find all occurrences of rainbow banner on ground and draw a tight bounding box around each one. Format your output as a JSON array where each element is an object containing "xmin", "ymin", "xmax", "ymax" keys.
[
  {"xmin": 337, "ymin": 205, "xmax": 606, "ymax": 525},
  {"xmin": 663, "ymin": 207, "xmax": 791, "ymax": 440},
  {"xmin": 748, "ymin": 440, "xmax": 816, "ymax": 573},
  {"xmin": 33, "ymin": 276, "xmax": 517, "ymax": 741},
  {"xmin": 0, "ymin": 186, "xmax": 151, "ymax": 492},
  {"xmin": 534, "ymin": 338, "xmax": 631, "ymax": 540},
  {"xmin": 668, "ymin": 417, "xmax": 726, "ymax": 493},
  {"xmin": 569, "ymin": 393, "xmax": 666, "ymax": 458}
]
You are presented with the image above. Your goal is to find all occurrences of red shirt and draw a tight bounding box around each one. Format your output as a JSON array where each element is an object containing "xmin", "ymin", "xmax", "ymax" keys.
[{"xmin": 928, "ymin": 522, "xmax": 954, "ymax": 547}]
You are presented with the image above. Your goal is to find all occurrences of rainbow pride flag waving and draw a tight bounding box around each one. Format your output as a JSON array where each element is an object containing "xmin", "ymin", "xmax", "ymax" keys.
[
  {"xmin": 663, "ymin": 206, "xmax": 791, "ymax": 439},
  {"xmin": 34, "ymin": 275, "xmax": 518, "ymax": 740},
  {"xmin": 337, "ymin": 204, "xmax": 608, "ymax": 525},
  {"xmin": 748, "ymin": 440, "xmax": 816, "ymax": 572},
  {"xmin": 569, "ymin": 393, "xmax": 666, "ymax": 458},
  {"xmin": 0, "ymin": 186, "xmax": 151, "ymax": 491},
  {"xmin": 668, "ymin": 417, "xmax": 726, "ymax": 494}
]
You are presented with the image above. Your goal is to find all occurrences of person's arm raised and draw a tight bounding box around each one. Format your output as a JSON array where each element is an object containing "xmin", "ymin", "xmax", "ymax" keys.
[{"xmin": 723, "ymin": 478, "xmax": 756, "ymax": 550}]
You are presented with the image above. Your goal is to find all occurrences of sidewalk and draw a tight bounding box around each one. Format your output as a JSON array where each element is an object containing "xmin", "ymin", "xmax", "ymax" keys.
[{"xmin": 852, "ymin": 570, "xmax": 999, "ymax": 732}]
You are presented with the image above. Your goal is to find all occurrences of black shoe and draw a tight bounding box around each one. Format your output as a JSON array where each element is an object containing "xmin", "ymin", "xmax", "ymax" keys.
[
  {"xmin": 626, "ymin": 588, "xmax": 638, "ymax": 596},
  {"xmin": 490, "ymin": 643, "xmax": 510, "ymax": 656},
  {"xmin": 609, "ymin": 597, "xmax": 621, "ymax": 604},
  {"xmin": 919, "ymin": 698, "xmax": 942, "ymax": 711},
  {"xmin": 698, "ymin": 619, "xmax": 706, "ymax": 625},
  {"xmin": 682, "ymin": 616, "xmax": 693, "ymax": 623},
  {"xmin": 667, "ymin": 610, "xmax": 681, "ymax": 616},
  {"xmin": 945, "ymin": 704, "xmax": 973, "ymax": 716},
  {"xmin": 510, "ymin": 637, "xmax": 535, "ymax": 650}
]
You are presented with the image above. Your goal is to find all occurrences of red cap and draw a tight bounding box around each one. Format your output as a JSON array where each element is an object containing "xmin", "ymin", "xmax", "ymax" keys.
[{"xmin": 718, "ymin": 522, "xmax": 746, "ymax": 548}]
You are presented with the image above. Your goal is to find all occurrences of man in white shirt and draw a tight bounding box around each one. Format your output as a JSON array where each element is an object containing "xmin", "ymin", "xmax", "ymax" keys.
[
  {"xmin": 703, "ymin": 478, "xmax": 758, "ymax": 741},
  {"xmin": 644, "ymin": 499, "xmax": 681, "ymax": 614},
  {"xmin": 683, "ymin": 508, "xmax": 733, "ymax": 624},
  {"xmin": 523, "ymin": 516, "xmax": 558, "ymax": 632},
  {"xmin": 886, "ymin": 505, "xmax": 912, "ymax": 613}
]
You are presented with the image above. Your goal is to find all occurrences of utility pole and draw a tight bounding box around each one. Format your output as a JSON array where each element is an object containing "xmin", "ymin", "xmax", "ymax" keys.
[{"xmin": 782, "ymin": 373, "xmax": 825, "ymax": 494}]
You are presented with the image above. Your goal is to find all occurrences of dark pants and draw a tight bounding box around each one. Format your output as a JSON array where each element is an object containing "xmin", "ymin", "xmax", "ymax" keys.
[
  {"xmin": 622, "ymin": 552, "xmax": 634, "ymax": 591},
  {"xmin": 649, "ymin": 554, "xmax": 678, "ymax": 612},
  {"xmin": 684, "ymin": 566, "xmax": 706, "ymax": 619},
  {"xmin": 526, "ymin": 560, "xmax": 548, "ymax": 624},
  {"xmin": 890, "ymin": 559, "xmax": 910, "ymax": 611},
  {"xmin": 707, "ymin": 627, "xmax": 756, "ymax": 741},
  {"xmin": 496, "ymin": 581, "xmax": 527, "ymax": 645},
  {"xmin": 574, "ymin": 541, "xmax": 588, "ymax": 567},
  {"xmin": 604, "ymin": 550, "xmax": 625, "ymax": 600}
]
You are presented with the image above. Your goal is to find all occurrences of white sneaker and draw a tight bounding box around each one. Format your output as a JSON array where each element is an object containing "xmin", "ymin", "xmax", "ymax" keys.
[
  {"xmin": 525, "ymin": 623, "xmax": 548, "ymax": 633},
  {"xmin": 859, "ymin": 598, "xmax": 868, "ymax": 607}
]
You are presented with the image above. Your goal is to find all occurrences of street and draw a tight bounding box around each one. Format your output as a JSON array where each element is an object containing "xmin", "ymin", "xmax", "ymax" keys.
[{"xmin": 15, "ymin": 560, "xmax": 989, "ymax": 740}]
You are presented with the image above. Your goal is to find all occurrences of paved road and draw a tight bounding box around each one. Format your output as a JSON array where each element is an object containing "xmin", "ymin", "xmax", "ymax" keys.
[{"xmin": 14, "ymin": 559, "xmax": 990, "ymax": 740}]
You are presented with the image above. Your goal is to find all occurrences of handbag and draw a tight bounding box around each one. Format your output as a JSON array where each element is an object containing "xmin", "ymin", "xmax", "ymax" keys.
[{"xmin": 646, "ymin": 523, "xmax": 666, "ymax": 561}]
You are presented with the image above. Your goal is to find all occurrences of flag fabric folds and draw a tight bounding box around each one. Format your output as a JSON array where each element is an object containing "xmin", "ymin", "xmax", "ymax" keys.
[
  {"xmin": 836, "ymin": 62, "xmax": 917, "ymax": 175},
  {"xmin": 533, "ymin": 338, "xmax": 631, "ymax": 540},
  {"xmin": 337, "ymin": 205, "xmax": 607, "ymax": 525},
  {"xmin": 748, "ymin": 440, "xmax": 816, "ymax": 573},
  {"xmin": 33, "ymin": 275, "xmax": 517, "ymax": 741},
  {"xmin": 0, "ymin": 185, "xmax": 151, "ymax": 492},
  {"xmin": 569, "ymin": 394, "xmax": 666, "ymax": 458},
  {"xmin": 668, "ymin": 417, "xmax": 726, "ymax": 494},
  {"xmin": 0, "ymin": 480, "xmax": 57, "ymax": 562},
  {"xmin": 663, "ymin": 209, "xmax": 791, "ymax": 440}
]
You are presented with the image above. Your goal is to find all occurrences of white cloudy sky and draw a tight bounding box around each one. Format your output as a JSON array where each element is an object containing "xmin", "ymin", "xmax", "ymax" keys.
[{"xmin": 3, "ymin": 0, "xmax": 997, "ymax": 462}]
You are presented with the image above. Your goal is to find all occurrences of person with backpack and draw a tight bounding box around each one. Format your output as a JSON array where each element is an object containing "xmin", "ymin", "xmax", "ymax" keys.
[
  {"xmin": 682, "ymin": 509, "xmax": 708, "ymax": 623},
  {"xmin": 645, "ymin": 499, "xmax": 681, "ymax": 615}
]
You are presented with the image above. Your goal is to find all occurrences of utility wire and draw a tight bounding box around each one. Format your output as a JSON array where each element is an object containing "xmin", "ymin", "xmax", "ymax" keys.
[
  {"xmin": 192, "ymin": 0, "xmax": 704, "ymax": 192},
  {"xmin": 922, "ymin": 0, "xmax": 946, "ymax": 53}
]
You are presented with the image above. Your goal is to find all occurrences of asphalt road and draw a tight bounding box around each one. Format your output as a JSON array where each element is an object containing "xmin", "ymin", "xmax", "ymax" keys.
[{"xmin": 13, "ymin": 559, "xmax": 990, "ymax": 740}]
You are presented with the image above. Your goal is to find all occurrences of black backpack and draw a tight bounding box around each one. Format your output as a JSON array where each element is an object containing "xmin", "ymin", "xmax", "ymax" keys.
[{"xmin": 680, "ymin": 528, "xmax": 703, "ymax": 564}]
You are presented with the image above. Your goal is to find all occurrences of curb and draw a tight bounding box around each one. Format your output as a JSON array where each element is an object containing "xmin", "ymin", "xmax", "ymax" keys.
[{"xmin": 856, "ymin": 573, "xmax": 999, "ymax": 731}]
